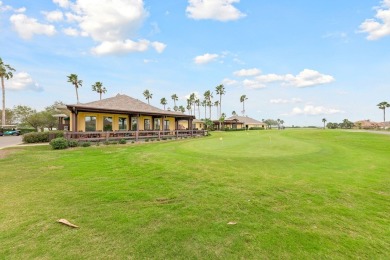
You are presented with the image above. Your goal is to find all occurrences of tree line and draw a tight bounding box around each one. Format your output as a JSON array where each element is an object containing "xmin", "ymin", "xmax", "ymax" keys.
[{"xmin": 0, "ymin": 101, "xmax": 67, "ymax": 131}]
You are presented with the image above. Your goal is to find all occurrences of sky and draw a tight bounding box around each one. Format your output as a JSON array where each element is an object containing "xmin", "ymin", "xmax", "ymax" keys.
[{"xmin": 1, "ymin": 0, "xmax": 390, "ymax": 126}]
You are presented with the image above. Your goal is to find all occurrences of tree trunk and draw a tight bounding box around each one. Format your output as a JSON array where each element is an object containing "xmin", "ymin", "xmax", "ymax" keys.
[
  {"xmin": 209, "ymin": 105, "xmax": 211, "ymax": 119},
  {"xmin": 1, "ymin": 77, "xmax": 5, "ymax": 126},
  {"xmin": 100, "ymin": 92, "xmax": 102, "ymax": 100},
  {"xmin": 75, "ymin": 85, "xmax": 79, "ymax": 104},
  {"xmin": 219, "ymin": 95, "xmax": 222, "ymax": 118}
]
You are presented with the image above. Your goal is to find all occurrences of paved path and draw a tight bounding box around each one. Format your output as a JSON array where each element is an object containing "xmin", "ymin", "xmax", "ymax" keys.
[{"xmin": 0, "ymin": 136, "xmax": 23, "ymax": 149}]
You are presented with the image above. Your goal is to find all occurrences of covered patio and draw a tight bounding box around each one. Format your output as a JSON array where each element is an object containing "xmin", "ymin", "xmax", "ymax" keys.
[{"xmin": 63, "ymin": 94, "xmax": 207, "ymax": 141}]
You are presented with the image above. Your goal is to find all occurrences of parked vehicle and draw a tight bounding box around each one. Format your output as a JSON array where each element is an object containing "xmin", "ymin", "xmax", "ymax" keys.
[{"xmin": 3, "ymin": 130, "xmax": 21, "ymax": 136}]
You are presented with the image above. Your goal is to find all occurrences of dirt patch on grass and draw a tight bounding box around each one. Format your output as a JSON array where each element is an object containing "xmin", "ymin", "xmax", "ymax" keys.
[{"xmin": 0, "ymin": 149, "xmax": 18, "ymax": 159}]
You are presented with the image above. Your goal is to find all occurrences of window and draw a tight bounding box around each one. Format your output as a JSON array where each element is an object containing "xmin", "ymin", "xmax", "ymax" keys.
[
  {"xmin": 131, "ymin": 117, "xmax": 138, "ymax": 131},
  {"xmin": 119, "ymin": 117, "xmax": 127, "ymax": 130},
  {"xmin": 85, "ymin": 116, "xmax": 96, "ymax": 131},
  {"xmin": 154, "ymin": 118, "xmax": 161, "ymax": 130},
  {"xmin": 103, "ymin": 117, "xmax": 112, "ymax": 131},
  {"xmin": 164, "ymin": 120, "xmax": 170, "ymax": 130},
  {"xmin": 144, "ymin": 119, "xmax": 151, "ymax": 130},
  {"xmin": 131, "ymin": 117, "xmax": 137, "ymax": 130}
]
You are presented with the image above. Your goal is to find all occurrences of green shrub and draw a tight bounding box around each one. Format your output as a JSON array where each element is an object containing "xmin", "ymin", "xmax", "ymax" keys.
[
  {"xmin": 50, "ymin": 137, "xmax": 69, "ymax": 150},
  {"xmin": 104, "ymin": 141, "xmax": 110, "ymax": 145},
  {"xmin": 23, "ymin": 131, "xmax": 64, "ymax": 143},
  {"xmin": 119, "ymin": 139, "xmax": 126, "ymax": 144},
  {"xmin": 110, "ymin": 141, "xmax": 118, "ymax": 145},
  {"xmin": 81, "ymin": 142, "xmax": 91, "ymax": 147},
  {"xmin": 68, "ymin": 140, "xmax": 79, "ymax": 147},
  {"xmin": 249, "ymin": 127, "xmax": 265, "ymax": 130}
]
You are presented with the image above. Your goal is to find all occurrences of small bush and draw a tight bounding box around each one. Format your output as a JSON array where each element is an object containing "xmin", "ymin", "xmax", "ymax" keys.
[
  {"xmin": 50, "ymin": 137, "xmax": 69, "ymax": 150},
  {"xmin": 104, "ymin": 141, "xmax": 110, "ymax": 145},
  {"xmin": 23, "ymin": 131, "xmax": 64, "ymax": 143},
  {"xmin": 119, "ymin": 139, "xmax": 126, "ymax": 144},
  {"xmin": 249, "ymin": 127, "xmax": 265, "ymax": 130},
  {"xmin": 81, "ymin": 142, "xmax": 91, "ymax": 147},
  {"xmin": 110, "ymin": 141, "xmax": 118, "ymax": 145},
  {"xmin": 68, "ymin": 140, "xmax": 79, "ymax": 147}
]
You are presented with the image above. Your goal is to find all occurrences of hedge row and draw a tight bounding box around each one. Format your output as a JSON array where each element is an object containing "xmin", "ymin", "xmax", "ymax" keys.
[{"xmin": 23, "ymin": 131, "xmax": 64, "ymax": 143}]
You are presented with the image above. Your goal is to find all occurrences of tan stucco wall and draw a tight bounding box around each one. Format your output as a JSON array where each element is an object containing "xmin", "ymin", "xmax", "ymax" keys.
[
  {"xmin": 76, "ymin": 112, "xmax": 129, "ymax": 131},
  {"xmin": 72, "ymin": 112, "xmax": 182, "ymax": 131}
]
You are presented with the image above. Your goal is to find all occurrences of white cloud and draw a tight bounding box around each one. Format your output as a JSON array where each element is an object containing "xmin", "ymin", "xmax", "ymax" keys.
[
  {"xmin": 0, "ymin": 1, "xmax": 25, "ymax": 12},
  {"xmin": 53, "ymin": 0, "xmax": 71, "ymax": 9},
  {"xmin": 51, "ymin": 0, "xmax": 167, "ymax": 55},
  {"xmin": 186, "ymin": 0, "xmax": 246, "ymax": 21},
  {"xmin": 359, "ymin": 0, "xmax": 390, "ymax": 40},
  {"xmin": 270, "ymin": 98, "xmax": 302, "ymax": 104},
  {"xmin": 291, "ymin": 105, "xmax": 343, "ymax": 115},
  {"xmin": 243, "ymin": 79, "xmax": 266, "ymax": 89},
  {"xmin": 7, "ymin": 72, "xmax": 43, "ymax": 92},
  {"xmin": 91, "ymin": 40, "xmax": 150, "ymax": 55},
  {"xmin": 63, "ymin": 27, "xmax": 80, "ymax": 36},
  {"xmin": 10, "ymin": 14, "xmax": 56, "ymax": 39},
  {"xmin": 91, "ymin": 39, "xmax": 164, "ymax": 55},
  {"xmin": 284, "ymin": 69, "xmax": 335, "ymax": 88},
  {"xmin": 222, "ymin": 78, "xmax": 238, "ymax": 86},
  {"xmin": 253, "ymin": 69, "xmax": 334, "ymax": 88},
  {"xmin": 43, "ymin": 10, "xmax": 64, "ymax": 22},
  {"xmin": 68, "ymin": 0, "xmax": 148, "ymax": 42},
  {"xmin": 151, "ymin": 41, "xmax": 167, "ymax": 53},
  {"xmin": 233, "ymin": 68, "xmax": 261, "ymax": 77},
  {"xmin": 194, "ymin": 53, "xmax": 219, "ymax": 64}
]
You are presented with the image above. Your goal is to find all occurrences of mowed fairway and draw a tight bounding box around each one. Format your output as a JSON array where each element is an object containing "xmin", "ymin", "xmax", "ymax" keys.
[{"xmin": 0, "ymin": 129, "xmax": 389, "ymax": 259}]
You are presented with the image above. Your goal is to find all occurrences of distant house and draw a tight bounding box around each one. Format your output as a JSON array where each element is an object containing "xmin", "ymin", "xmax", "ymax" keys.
[
  {"xmin": 213, "ymin": 118, "xmax": 244, "ymax": 130},
  {"xmin": 64, "ymin": 94, "xmax": 195, "ymax": 132},
  {"xmin": 354, "ymin": 120, "xmax": 380, "ymax": 129},
  {"xmin": 226, "ymin": 115, "xmax": 265, "ymax": 129}
]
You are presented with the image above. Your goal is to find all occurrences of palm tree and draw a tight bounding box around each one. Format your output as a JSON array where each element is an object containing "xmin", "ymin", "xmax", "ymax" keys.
[
  {"xmin": 186, "ymin": 98, "xmax": 192, "ymax": 115},
  {"xmin": 160, "ymin": 97, "xmax": 168, "ymax": 110},
  {"xmin": 201, "ymin": 99, "xmax": 207, "ymax": 119},
  {"xmin": 178, "ymin": 105, "xmax": 185, "ymax": 113},
  {"xmin": 377, "ymin": 101, "xmax": 390, "ymax": 128},
  {"xmin": 0, "ymin": 58, "xmax": 15, "ymax": 127},
  {"xmin": 195, "ymin": 99, "xmax": 200, "ymax": 119},
  {"xmin": 322, "ymin": 118, "xmax": 327, "ymax": 129},
  {"xmin": 204, "ymin": 90, "xmax": 213, "ymax": 119},
  {"xmin": 92, "ymin": 81, "xmax": 107, "ymax": 100},
  {"xmin": 276, "ymin": 118, "xmax": 281, "ymax": 129},
  {"xmin": 214, "ymin": 101, "xmax": 220, "ymax": 119},
  {"xmin": 190, "ymin": 93, "xmax": 196, "ymax": 116},
  {"xmin": 67, "ymin": 74, "xmax": 82, "ymax": 104},
  {"xmin": 232, "ymin": 111, "xmax": 237, "ymax": 116},
  {"xmin": 171, "ymin": 94, "xmax": 178, "ymax": 108},
  {"xmin": 215, "ymin": 84, "xmax": 225, "ymax": 118},
  {"xmin": 143, "ymin": 89, "xmax": 152, "ymax": 104},
  {"xmin": 240, "ymin": 95, "xmax": 248, "ymax": 115}
]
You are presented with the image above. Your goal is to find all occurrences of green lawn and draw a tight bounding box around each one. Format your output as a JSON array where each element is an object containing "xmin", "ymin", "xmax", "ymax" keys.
[{"xmin": 1, "ymin": 130, "xmax": 389, "ymax": 259}]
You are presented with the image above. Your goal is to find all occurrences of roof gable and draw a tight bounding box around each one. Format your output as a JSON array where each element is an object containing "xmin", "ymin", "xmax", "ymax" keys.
[
  {"xmin": 67, "ymin": 94, "xmax": 191, "ymax": 117},
  {"xmin": 227, "ymin": 115, "xmax": 264, "ymax": 124}
]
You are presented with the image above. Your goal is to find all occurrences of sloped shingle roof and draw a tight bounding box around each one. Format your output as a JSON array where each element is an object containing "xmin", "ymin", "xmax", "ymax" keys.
[
  {"xmin": 227, "ymin": 115, "xmax": 264, "ymax": 125},
  {"xmin": 67, "ymin": 94, "xmax": 193, "ymax": 118}
]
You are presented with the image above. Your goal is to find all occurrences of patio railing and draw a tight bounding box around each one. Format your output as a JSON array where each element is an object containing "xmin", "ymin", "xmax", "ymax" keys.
[{"xmin": 64, "ymin": 130, "xmax": 207, "ymax": 142}]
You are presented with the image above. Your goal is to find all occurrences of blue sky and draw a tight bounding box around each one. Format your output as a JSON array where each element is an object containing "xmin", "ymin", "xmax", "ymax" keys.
[{"xmin": 1, "ymin": 0, "xmax": 390, "ymax": 126}]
